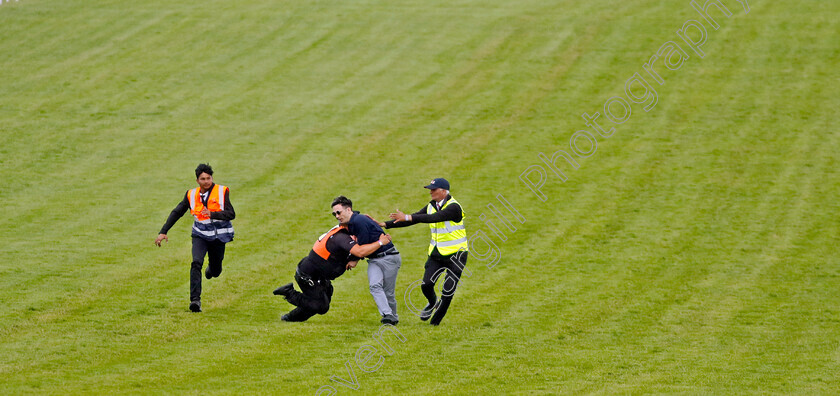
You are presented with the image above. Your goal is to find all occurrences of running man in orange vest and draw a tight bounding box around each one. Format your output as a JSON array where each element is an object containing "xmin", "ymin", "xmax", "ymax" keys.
[
  {"xmin": 272, "ymin": 225, "xmax": 391, "ymax": 322},
  {"xmin": 154, "ymin": 164, "xmax": 235, "ymax": 313}
]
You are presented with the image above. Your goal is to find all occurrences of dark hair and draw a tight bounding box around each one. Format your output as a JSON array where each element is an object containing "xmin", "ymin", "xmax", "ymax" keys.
[
  {"xmin": 195, "ymin": 163, "xmax": 214, "ymax": 178},
  {"xmin": 331, "ymin": 196, "xmax": 352, "ymax": 209}
]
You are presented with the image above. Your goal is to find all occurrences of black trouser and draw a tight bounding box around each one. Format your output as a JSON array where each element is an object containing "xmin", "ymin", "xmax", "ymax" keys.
[
  {"xmin": 190, "ymin": 236, "xmax": 226, "ymax": 302},
  {"xmin": 283, "ymin": 270, "xmax": 334, "ymax": 322},
  {"xmin": 421, "ymin": 250, "xmax": 468, "ymax": 325}
]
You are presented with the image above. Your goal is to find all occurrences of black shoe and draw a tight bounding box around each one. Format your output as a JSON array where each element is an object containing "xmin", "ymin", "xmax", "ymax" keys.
[
  {"xmin": 281, "ymin": 314, "xmax": 291, "ymax": 322},
  {"xmin": 189, "ymin": 300, "xmax": 201, "ymax": 313},
  {"xmin": 420, "ymin": 303, "xmax": 434, "ymax": 321},
  {"xmin": 205, "ymin": 267, "xmax": 212, "ymax": 279},
  {"xmin": 273, "ymin": 283, "xmax": 294, "ymax": 297},
  {"xmin": 381, "ymin": 314, "xmax": 399, "ymax": 325}
]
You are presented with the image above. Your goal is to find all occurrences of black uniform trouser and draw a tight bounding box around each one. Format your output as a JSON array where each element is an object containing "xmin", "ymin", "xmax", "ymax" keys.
[
  {"xmin": 190, "ymin": 236, "xmax": 226, "ymax": 302},
  {"xmin": 283, "ymin": 270, "xmax": 334, "ymax": 322},
  {"xmin": 421, "ymin": 250, "xmax": 468, "ymax": 325}
]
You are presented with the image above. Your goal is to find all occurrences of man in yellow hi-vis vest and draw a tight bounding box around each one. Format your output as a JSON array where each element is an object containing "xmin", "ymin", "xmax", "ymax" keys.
[{"xmin": 384, "ymin": 178, "xmax": 468, "ymax": 326}]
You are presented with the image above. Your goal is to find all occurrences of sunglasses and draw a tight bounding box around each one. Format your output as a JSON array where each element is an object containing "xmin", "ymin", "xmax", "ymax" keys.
[{"xmin": 331, "ymin": 210, "xmax": 343, "ymax": 217}]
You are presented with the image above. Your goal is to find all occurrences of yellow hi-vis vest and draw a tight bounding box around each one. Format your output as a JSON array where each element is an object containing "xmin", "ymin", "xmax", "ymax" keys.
[{"xmin": 427, "ymin": 197, "xmax": 468, "ymax": 256}]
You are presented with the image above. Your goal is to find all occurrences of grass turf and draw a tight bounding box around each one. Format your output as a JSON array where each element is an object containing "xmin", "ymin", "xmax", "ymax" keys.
[{"xmin": 1, "ymin": 0, "xmax": 839, "ymax": 393}]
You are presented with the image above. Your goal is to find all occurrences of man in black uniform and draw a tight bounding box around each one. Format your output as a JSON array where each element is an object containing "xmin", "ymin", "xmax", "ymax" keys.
[
  {"xmin": 154, "ymin": 164, "xmax": 235, "ymax": 313},
  {"xmin": 273, "ymin": 225, "xmax": 392, "ymax": 322}
]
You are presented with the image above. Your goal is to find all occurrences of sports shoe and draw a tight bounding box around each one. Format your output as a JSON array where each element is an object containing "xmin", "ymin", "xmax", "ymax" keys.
[
  {"xmin": 381, "ymin": 314, "xmax": 399, "ymax": 325},
  {"xmin": 273, "ymin": 283, "xmax": 294, "ymax": 297},
  {"xmin": 189, "ymin": 300, "xmax": 201, "ymax": 313},
  {"xmin": 420, "ymin": 303, "xmax": 434, "ymax": 321}
]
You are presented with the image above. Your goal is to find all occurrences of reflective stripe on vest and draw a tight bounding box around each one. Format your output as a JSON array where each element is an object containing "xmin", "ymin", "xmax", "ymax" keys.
[
  {"xmin": 313, "ymin": 225, "xmax": 347, "ymax": 260},
  {"xmin": 427, "ymin": 197, "xmax": 468, "ymax": 256},
  {"xmin": 430, "ymin": 222, "xmax": 466, "ymax": 234},
  {"xmin": 193, "ymin": 224, "xmax": 235, "ymax": 238}
]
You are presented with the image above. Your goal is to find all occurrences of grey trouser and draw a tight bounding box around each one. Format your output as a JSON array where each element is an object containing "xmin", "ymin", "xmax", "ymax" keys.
[{"xmin": 367, "ymin": 253, "xmax": 402, "ymax": 318}]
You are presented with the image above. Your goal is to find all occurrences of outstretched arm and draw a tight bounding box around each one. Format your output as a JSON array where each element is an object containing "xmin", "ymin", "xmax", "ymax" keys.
[
  {"xmin": 383, "ymin": 205, "xmax": 428, "ymax": 229},
  {"xmin": 406, "ymin": 203, "xmax": 462, "ymax": 224}
]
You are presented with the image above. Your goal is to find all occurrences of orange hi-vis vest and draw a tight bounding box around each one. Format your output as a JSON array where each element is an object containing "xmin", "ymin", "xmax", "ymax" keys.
[
  {"xmin": 187, "ymin": 184, "xmax": 234, "ymax": 242},
  {"xmin": 189, "ymin": 184, "xmax": 227, "ymax": 221},
  {"xmin": 313, "ymin": 225, "xmax": 347, "ymax": 260}
]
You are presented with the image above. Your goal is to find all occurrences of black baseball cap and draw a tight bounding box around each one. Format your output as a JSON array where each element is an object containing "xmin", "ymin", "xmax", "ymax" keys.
[{"xmin": 424, "ymin": 178, "xmax": 450, "ymax": 190}]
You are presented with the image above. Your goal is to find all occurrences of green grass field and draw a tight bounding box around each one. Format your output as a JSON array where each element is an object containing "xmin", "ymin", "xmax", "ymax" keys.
[{"xmin": 2, "ymin": 0, "xmax": 839, "ymax": 394}]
